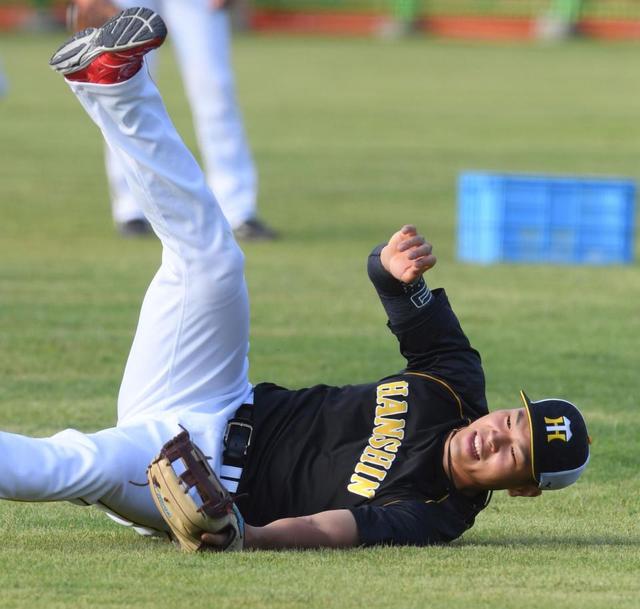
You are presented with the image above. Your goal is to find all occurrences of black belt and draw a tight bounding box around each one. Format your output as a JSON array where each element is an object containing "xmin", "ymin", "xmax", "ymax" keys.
[{"xmin": 220, "ymin": 404, "xmax": 253, "ymax": 492}]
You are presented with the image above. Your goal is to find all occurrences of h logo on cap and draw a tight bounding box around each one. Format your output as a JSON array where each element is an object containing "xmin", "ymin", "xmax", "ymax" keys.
[{"xmin": 544, "ymin": 416, "xmax": 573, "ymax": 442}]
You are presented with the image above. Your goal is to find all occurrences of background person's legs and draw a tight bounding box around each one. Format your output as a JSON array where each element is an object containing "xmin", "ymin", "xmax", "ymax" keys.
[
  {"xmin": 163, "ymin": 0, "xmax": 257, "ymax": 230},
  {"xmin": 106, "ymin": 0, "xmax": 258, "ymax": 233}
]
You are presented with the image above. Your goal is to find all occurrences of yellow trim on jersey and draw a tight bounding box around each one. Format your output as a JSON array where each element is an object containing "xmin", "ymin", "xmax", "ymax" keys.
[
  {"xmin": 520, "ymin": 390, "xmax": 537, "ymax": 484},
  {"xmin": 425, "ymin": 494, "xmax": 449, "ymax": 504},
  {"xmin": 403, "ymin": 371, "xmax": 464, "ymax": 419},
  {"xmin": 382, "ymin": 493, "xmax": 449, "ymax": 507}
]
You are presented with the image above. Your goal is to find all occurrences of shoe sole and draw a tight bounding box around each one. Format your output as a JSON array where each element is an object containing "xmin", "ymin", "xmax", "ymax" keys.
[{"xmin": 49, "ymin": 7, "xmax": 166, "ymax": 75}]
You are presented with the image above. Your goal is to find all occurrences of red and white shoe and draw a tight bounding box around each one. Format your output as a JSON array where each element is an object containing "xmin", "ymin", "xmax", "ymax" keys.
[{"xmin": 49, "ymin": 7, "xmax": 166, "ymax": 85}]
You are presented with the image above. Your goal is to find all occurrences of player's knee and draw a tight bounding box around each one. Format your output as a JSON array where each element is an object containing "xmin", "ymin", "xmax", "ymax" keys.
[{"xmin": 190, "ymin": 239, "xmax": 246, "ymax": 299}]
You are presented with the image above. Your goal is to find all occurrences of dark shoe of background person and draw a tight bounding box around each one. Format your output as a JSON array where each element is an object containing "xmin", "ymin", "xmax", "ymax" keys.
[
  {"xmin": 233, "ymin": 218, "xmax": 278, "ymax": 242},
  {"xmin": 117, "ymin": 218, "xmax": 153, "ymax": 237}
]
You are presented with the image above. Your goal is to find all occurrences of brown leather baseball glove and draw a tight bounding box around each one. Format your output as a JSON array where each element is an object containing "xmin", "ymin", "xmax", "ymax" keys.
[{"xmin": 147, "ymin": 430, "xmax": 245, "ymax": 552}]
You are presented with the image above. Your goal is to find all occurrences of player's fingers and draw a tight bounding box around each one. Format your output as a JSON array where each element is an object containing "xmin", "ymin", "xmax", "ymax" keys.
[
  {"xmin": 400, "ymin": 224, "xmax": 417, "ymax": 236},
  {"xmin": 200, "ymin": 532, "xmax": 228, "ymax": 550},
  {"xmin": 407, "ymin": 241, "xmax": 432, "ymax": 259},
  {"xmin": 413, "ymin": 253, "xmax": 437, "ymax": 270},
  {"xmin": 398, "ymin": 234, "xmax": 425, "ymax": 252}
]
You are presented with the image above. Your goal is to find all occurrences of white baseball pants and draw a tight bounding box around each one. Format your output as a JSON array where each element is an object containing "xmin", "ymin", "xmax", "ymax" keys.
[
  {"xmin": 0, "ymin": 58, "xmax": 7, "ymax": 98},
  {"xmin": 108, "ymin": 0, "xmax": 257, "ymax": 229},
  {"xmin": 0, "ymin": 67, "xmax": 253, "ymax": 533}
]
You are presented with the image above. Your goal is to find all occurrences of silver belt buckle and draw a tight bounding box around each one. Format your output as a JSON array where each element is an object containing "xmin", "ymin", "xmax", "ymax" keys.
[{"xmin": 224, "ymin": 420, "xmax": 253, "ymax": 456}]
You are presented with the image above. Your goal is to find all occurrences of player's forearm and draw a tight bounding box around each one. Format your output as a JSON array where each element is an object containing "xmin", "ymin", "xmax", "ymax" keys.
[
  {"xmin": 368, "ymin": 245, "xmax": 434, "ymax": 328},
  {"xmin": 245, "ymin": 510, "xmax": 359, "ymax": 550}
]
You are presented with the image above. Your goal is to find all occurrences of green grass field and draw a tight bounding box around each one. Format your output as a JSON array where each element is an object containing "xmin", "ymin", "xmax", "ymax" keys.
[{"xmin": 0, "ymin": 32, "xmax": 639, "ymax": 609}]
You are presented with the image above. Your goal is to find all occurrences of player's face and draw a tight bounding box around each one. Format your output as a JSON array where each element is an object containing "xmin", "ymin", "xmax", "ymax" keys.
[{"xmin": 448, "ymin": 408, "xmax": 536, "ymax": 493}]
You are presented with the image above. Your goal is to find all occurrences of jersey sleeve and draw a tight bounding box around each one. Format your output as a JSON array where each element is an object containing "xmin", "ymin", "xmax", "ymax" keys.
[
  {"xmin": 349, "ymin": 499, "xmax": 473, "ymax": 547},
  {"xmin": 367, "ymin": 245, "xmax": 487, "ymax": 415}
]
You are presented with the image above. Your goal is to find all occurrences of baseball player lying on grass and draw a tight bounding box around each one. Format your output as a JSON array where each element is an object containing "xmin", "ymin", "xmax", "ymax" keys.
[{"xmin": 0, "ymin": 8, "xmax": 590, "ymax": 552}]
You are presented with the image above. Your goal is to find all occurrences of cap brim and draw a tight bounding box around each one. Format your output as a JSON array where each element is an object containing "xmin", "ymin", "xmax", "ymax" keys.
[{"xmin": 520, "ymin": 390, "xmax": 538, "ymax": 486}]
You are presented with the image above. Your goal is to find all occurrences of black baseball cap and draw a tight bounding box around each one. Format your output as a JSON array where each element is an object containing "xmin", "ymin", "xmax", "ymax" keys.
[{"xmin": 520, "ymin": 391, "xmax": 590, "ymax": 490}]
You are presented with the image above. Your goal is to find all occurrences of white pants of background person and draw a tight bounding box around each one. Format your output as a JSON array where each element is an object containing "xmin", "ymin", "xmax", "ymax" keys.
[
  {"xmin": 107, "ymin": 0, "xmax": 257, "ymax": 230},
  {"xmin": 0, "ymin": 58, "xmax": 7, "ymax": 98},
  {"xmin": 0, "ymin": 67, "xmax": 253, "ymax": 534}
]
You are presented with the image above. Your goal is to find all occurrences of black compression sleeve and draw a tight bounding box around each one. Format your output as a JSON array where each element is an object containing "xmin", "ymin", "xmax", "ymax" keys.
[{"xmin": 367, "ymin": 244, "xmax": 434, "ymax": 328}]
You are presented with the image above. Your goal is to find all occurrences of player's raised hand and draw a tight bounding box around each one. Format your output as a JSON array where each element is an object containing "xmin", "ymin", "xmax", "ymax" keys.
[{"xmin": 380, "ymin": 225, "xmax": 436, "ymax": 284}]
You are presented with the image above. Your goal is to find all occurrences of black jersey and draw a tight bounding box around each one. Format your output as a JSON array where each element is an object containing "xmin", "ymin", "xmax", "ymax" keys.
[{"xmin": 237, "ymin": 248, "xmax": 490, "ymax": 546}]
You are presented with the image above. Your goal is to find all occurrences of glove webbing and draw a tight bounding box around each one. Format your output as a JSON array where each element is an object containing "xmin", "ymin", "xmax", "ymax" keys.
[{"xmin": 160, "ymin": 431, "xmax": 233, "ymax": 519}]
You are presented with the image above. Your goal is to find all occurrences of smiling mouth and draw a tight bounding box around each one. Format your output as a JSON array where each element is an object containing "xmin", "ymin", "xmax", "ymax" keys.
[{"xmin": 470, "ymin": 432, "xmax": 481, "ymax": 460}]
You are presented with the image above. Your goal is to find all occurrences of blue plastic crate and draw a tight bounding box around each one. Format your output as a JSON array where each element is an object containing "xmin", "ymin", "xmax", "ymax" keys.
[{"xmin": 457, "ymin": 172, "xmax": 636, "ymax": 264}]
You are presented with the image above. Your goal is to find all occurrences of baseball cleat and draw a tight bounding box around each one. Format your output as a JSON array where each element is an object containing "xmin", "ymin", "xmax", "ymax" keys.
[{"xmin": 49, "ymin": 7, "xmax": 166, "ymax": 84}]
